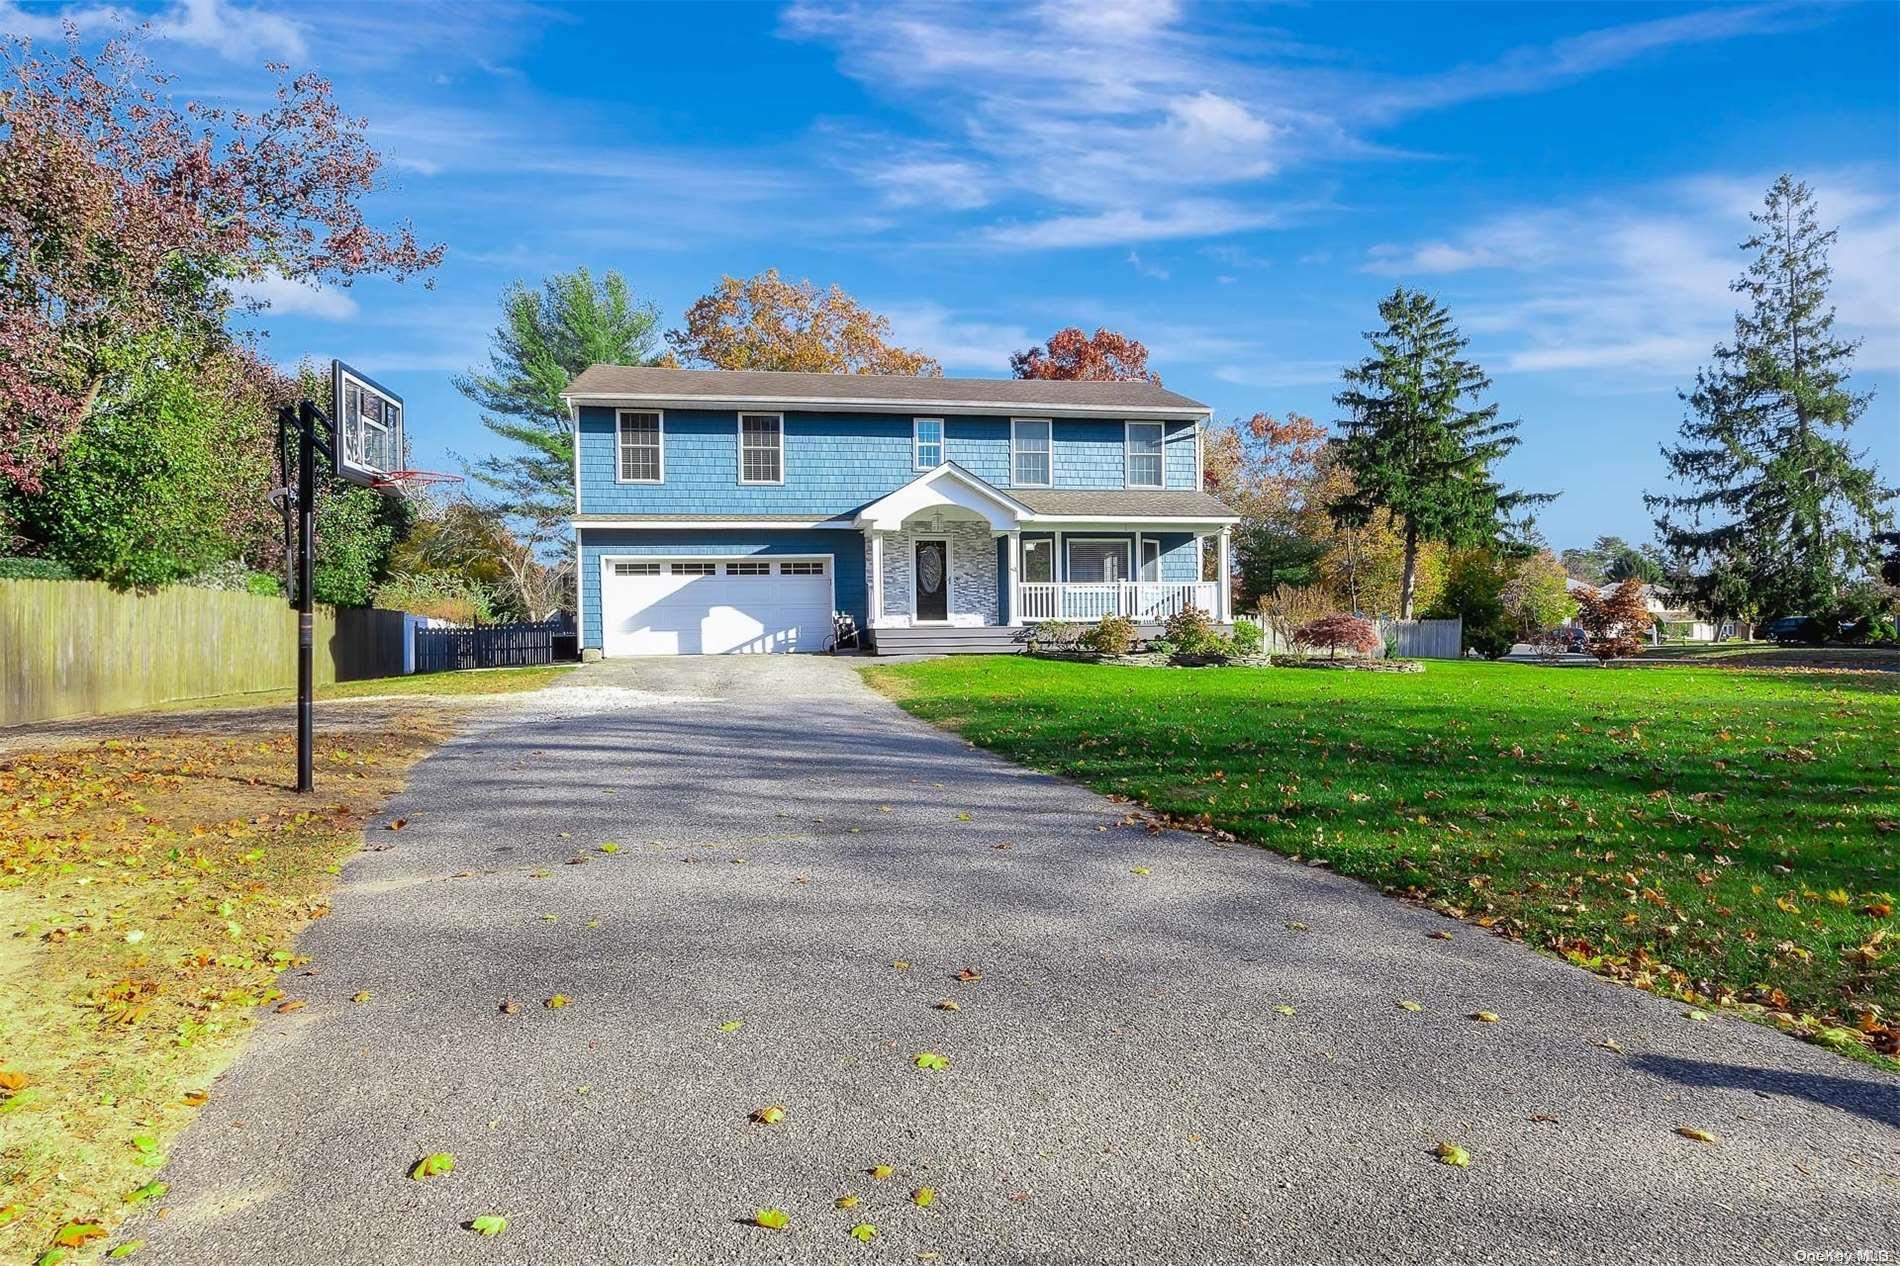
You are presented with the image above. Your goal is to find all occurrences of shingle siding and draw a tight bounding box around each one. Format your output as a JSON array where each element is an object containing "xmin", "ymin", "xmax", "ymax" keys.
[
  {"xmin": 578, "ymin": 528, "xmax": 866, "ymax": 649},
  {"xmin": 577, "ymin": 405, "xmax": 1206, "ymax": 513}
]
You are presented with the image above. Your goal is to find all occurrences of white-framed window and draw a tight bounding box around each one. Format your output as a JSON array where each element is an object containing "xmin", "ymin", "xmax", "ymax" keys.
[
  {"xmin": 1067, "ymin": 538, "xmax": 1129, "ymax": 583},
  {"xmin": 671, "ymin": 561, "xmax": 716, "ymax": 576},
  {"xmin": 612, "ymin": 561, "xmax": 661, "ymax": 577},
  {"xmin": 1012, "ymin": 418, "xmax": 1051, "ymax": 486},
  {"xmin": 738, "ymin": 413, "xmax": 784, "ymax": 484},
  {"xmin": 617, "ymin": 411, "xmax": 663, "ymax": 483},
  {"xmin": 1125, "ymin": 421, "xmax": 1164, "ymax": 488},
  {"xmin": 726, "ymin": 561, "xmax": 771, "ymax": 576},
  {"xmin": 781, "ymin": 560, "xmax": 825, "ymax": 576},
  {"xmin": 1140, "ymin": 537, "xmax": 1161, "ymax": 581},
  {"xmin": 913, "ymin": 418, "xmax": 944, "ymax": 469}
]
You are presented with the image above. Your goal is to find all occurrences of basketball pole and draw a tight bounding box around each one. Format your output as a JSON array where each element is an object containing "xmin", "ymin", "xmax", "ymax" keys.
[{"xmin": 280, "ymin": 399, "xmax": 335, "ymax": 795}]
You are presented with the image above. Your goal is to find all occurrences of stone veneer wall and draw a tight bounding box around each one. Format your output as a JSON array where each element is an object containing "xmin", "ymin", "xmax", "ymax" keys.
[{"xmin": 870, "ymin": 519, "xmax": 999, "ymax": 628}]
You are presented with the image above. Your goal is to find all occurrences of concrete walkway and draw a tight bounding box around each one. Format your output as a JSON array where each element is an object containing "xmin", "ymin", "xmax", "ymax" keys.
[{"xmin": 133, "ymin": 657, "xmax": 1898, "ymax": 1264}]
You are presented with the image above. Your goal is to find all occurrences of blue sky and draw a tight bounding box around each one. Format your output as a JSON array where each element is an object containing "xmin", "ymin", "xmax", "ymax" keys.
[{"xmin": 6, "ymin": 0, "xmax": 1896, "ymax": 550}]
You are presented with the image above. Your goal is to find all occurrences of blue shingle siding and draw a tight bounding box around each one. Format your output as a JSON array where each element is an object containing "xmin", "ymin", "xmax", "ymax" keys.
[
  {"xmin": 1164, "ymin": 422, "xmax": 1199, "ymax": 490},
  {"xmin": 1155, "ymin": 531, "xmax": 1200, "ymax": 581},
  {"xmin": 577, "ymin": 528, "xmax": 866, "ymax": 649},
  {"xmin": 577, "ymin": 405, "xmax": 1203, "ymax": 510}
]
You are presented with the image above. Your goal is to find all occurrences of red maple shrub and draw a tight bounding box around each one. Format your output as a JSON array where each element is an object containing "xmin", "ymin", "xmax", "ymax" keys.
[
  {"xmin": 1572, "ymin": 579, "xmax": 1653, "ymax": 663},
  {"xmin": 1293, "ymin": 614, "xmax": 1382, "ymax": 659}
]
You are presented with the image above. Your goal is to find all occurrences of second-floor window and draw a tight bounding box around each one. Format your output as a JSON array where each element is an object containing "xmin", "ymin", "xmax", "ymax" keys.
[
  {"xmin": 914, "ymin": 418, "xmax": 943, "ymax": 469},
  {"xmin": 739, "ymin": 413, "xmax": 783, "ymax": 484},
  {"xmin": 617, "ymin": 411, "xmax": 662, "ymax": 482},
  {"xmin": 1012, "ymin": 418, "xmax": 1051, "ymax": 486},
  {"xmin": 1126, "ymin": 422, "xmax": 1164, "ymax": 488}
]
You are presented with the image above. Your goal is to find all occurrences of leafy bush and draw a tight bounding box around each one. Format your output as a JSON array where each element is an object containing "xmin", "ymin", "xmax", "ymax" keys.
[
  {"xmin": 1163, "ymin": 604, "xmax": 1222, "ymax": 654},
  {"xmin": 184, "ymin": 559, "xmax": 282, "ymax": 596},
  {"xmin": 314, "ymin": 482, "xmax": 414, "ymax": 607},
  {"xmin": 1256, "ymin": 583, "xmax": 1329, "ymax": 650},
  {"xmin": 1231, "ymin": 617, "xmax": 1265, "ymax": 656},
  {"xmin": 1144, "ymin": 637, "xmax": 1177, "ymax": 657},
  {"xmin": 372, "ymin": 571, "xmax": 495, "ymax": 623},
  {"xmin": 0, "ymin": 556, "xmax": 76, "ymax": 580},
  {"xmin": 1293, "ymin": 614, "xmax": 1382, "ymax": 659},
  {"xmin": 1079, "ymin": 614, "xmax": 1137, "ymax": 655},
  {"xmin": 1572, "ymin": 579, "xmax": 1653, "ymax": 662}
]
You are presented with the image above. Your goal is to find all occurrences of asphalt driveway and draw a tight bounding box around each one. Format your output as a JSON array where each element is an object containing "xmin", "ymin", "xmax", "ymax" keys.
[{"xmin": 135, "ymin": 656, "xmax": 1897, "ymax": 1265}]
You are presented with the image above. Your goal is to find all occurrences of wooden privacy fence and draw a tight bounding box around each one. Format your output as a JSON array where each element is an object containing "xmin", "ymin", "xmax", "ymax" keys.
[
  {"xmin": 1377, "ymin": 617, "xmax": 1464, "ymax": 659},
  {"xmin": 413, "ymin": 619, "xmax": 565, "ymax": 673},
  {"xmin": 0, "ymin": 579, "xmax": 411, "ymax": 727}
]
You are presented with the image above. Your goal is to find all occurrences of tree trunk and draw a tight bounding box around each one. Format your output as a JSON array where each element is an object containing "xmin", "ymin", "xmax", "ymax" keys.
[{"xmin": 1398, "ymin": 520, "xmax": 1419, "ymax": 620}]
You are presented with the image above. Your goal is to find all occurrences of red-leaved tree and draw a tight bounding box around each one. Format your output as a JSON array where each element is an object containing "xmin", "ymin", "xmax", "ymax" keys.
[
  {"xmin": 1010, "ymin": 327, "xmax": 1159, "ymax": 383},
  {"xmin": 1293, "ymin": 613, "xmax": 1382, "ymax": 659},
  {"xmin": 1572, "ymin": 579, "xmax": 1654, "ymax": 663},
  {"xmin": 0, "ymin": 29, "xmax": 443, "ymax": 494}
]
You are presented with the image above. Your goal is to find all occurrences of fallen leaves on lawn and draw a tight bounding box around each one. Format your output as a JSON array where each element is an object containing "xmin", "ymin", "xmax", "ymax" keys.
[
  {"xmin": 470, "ymin": 1215, "xmax": 507, "ymax": 1237},
  {"xmin": 754, "ymin": 1208, "xmax": 789, "ymax": 1231},
  {"xmin": 410, "ymin": 1152, "xmax": 455, "ymax": 1180},
  {"xmin": 1433, "ymin": 1142, "xmax": 1471, "ymax": 1168},
  {"xmin": 182, "ymin": 1089, "xmax": 209, "ymax": 1107},
  {"xmin": 914, "ymin": 1052, "xmax": 950, "ymax": 1070},
  {"xmin": 107, "ymin": 1242, "xmax": 143, "ymax": 1259},
  {"xmin": 54, "ymin": 1222, "xmax": 107, "ymax": 1247},
  {"xmin": 1675, "ymin": 1126, "xmax": 1718, "ymax": 1144},
  {"xmin": 122, "ymin": 1181, "xmax": 166, "ymax": 1205}
]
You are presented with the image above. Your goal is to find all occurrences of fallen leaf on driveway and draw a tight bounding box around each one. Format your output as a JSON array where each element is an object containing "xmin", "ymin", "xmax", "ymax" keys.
[
  {"xmin": 182, "ymin": 1090, "xmax": 209, "ymax": 1107},
  {"xmin": 992, "ymin": 842, "xmax": 1012, "ymax": 850},
  {"xmin": 410, "ymin": 1153, "xmax": 454, "ymax": 1180},
  {"xmin": 754, "ymin": 1209, "xmax": 789, "ymax": 1230},
  {"xmin": 598, "ymin": 842, "xmax": 621, "ymax": 854},
  {"xmin": 1469, "ymin": 1011, "xmax": 1500, "ymax": 1023},
  {"xmin": 1433, "ymin": 1142, "xmax": 1471, "ymax": 1168},
  {"xmin": 121, "ymin": 1182, "xmax": 165, "ymax": 1205},
  {"xmin": 911, "ymin": 1187, "xmax": 936, "ymax": 1207},
  {"xmin": 934, "ymin": 999, "xmax": 960, "ymax": 1012},
  {"xmin": 1131, "ymin": 866, "xmax": 1151, "ymax": 875},
  {"xmin": 385, "ymin": 818, "xmax": 406, "ymax": 831},
  {"xmin": 1597, "ymin": 1038, "xmax": 1624, "ymax": 1053},
  {"xmin": 954, "ymin": 968, "xmax": 984, "ymax": 982},
  {"xmin": 892, "ymin": 960, "xmax": 911, "ymax": 971},
  {"xmin": 1286, "ymin": 922, "xmax": 1310, "ymax": 932},
  {"xmin": 719, "ymin": 1018, "xmax": 744, "ymax": 1033},
  {"xmin": 1529, "ymin": 1113, "xmax": 1559, "ymax": 1123},
  {"xmin": 274, "ymin": 999, "xmax": 305, "ymax": 1014},
  {"xmin": 500, "ymin": 998, "xmax": 520, "ymax": 1015},
  {"xmin": 914, "ymin": 1052, "xmax": 950, "ymax": 1070},
  {"xmin": 849, "ymin": 1223, "xmax": 876, "ymax": 1242},
  {"xmin": 470, "ymin": 1215, "xmax": 507, "ymax": 1238},
  {"xmin": 565, "ymin": 854, "xmax": 589, "ymax": 866},
  {"xmin": 1396, "ymin": 1000, "xmax": 1423, "ymax": 1012},
  {"xmin": 1675, "ymin": 1127, "xmax": 1718, "ymax": 1144},
  {"xmin": 1428, "ymin": 930, "xmax": 1455, "ymax": 940},
  {"xmin": 1684, "ymin": 1009, "xmax": 1712, "ymax": 1022},
  {"xmin": 1273, "ymin": 1004, "xmax": 1296, "ymax": 1016},
  {"xmin": 751, "ymin": 1105, "xmax": 786, "ymax": 1124},
  {"xmin": 835, "ymin": 1194, "xmax": 860, "ymax": 1209},
  {"xmin": 545, "ymin": 994, "xmax": 570, "ymax": 1009},
  {"xmin": 351, "ymin": 991, "xmax": 372, "ymax": 1003}
]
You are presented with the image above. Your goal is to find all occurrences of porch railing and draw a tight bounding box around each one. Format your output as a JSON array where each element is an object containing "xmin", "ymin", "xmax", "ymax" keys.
[{"xmin": 1017, "ymin": 581, "xmax": 1220, "ymax": 623}]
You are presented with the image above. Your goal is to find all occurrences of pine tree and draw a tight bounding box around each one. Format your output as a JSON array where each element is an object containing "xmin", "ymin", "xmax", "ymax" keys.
[
  {"xmin": 1646, "ymin": 175, "xmax": 1893, "ymax": 621},
  {"xmin": 454, "ymin": 268, "xmax": 663, "ymax": 600},
  {"xmin": 1328, "ymin": 288, "xmax": 1550, "ymax": 618}
]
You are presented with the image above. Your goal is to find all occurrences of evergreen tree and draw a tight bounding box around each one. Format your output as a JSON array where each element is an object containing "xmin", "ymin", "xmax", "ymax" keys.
[
  {"xmin": 1646, "ymin": 176, "xmax": 1893, "ymax": 620},
  {"xmin": 454, "ymin": 269, "xmax": 663, "ymax": 580},
  {"xmin": 1328, "ymin": 288, "xmax": 1550, "ymax": 618}
]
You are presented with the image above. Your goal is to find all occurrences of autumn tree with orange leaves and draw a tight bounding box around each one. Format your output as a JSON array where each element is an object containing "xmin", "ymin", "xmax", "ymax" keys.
[
  {"xmin": 664, "ymin": 269, "xmax": 940, "ymax": 376},
  {"xmin": 1010, "ymin": 327, "xmax": 1159, "ymax": 383}
]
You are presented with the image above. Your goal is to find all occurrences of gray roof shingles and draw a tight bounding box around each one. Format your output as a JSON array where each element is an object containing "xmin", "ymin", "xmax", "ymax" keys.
[
  {"xmin": 1012, "ymin": 489, "xmax": 1235, "ymax": 518},
  {"xmin": 564, "ymin": 364, "xmax": 1208, "ymax": 413}
]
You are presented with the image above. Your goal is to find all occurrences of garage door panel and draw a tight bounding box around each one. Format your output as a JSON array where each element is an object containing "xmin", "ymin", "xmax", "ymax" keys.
[{"xmin": 602, "ymin": 559, "xmax": 831, "ymax": 656}]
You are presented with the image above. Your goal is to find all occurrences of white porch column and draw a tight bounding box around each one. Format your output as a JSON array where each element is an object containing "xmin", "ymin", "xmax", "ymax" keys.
[
  {"xmin": 1217, "ymin": 527, "xmax": 1233, "ymax": 622},
  {"xmin": 869, "ymin": 531, "xmax": 885, "ymax": 628},
  {"xmin": 1006, "ymin": 530, "xmax": 1022, "ymax": 626}
]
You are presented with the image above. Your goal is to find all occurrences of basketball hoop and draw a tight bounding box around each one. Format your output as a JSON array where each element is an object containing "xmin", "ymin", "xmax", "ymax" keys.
[{"xmin": 371, "ymin": 469, "xmax": 463, "ymax": 500}]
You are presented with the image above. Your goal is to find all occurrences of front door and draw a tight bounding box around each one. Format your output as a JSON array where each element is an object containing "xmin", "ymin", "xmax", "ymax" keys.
[{"xmin": 914, "ymin": 538, "xmax": 948, "ymax": 622}]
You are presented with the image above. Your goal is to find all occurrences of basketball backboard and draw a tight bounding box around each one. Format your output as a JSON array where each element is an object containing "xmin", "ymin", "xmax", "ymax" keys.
[{"xmin": 330, "ymin": 359, "xmax": 405, "ymax": 486}]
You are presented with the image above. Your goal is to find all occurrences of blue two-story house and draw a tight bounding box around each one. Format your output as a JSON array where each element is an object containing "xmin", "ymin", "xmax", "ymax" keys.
[{"xmin": 563, "ymin": 365, "xmax": 1238, "ymax": 655}]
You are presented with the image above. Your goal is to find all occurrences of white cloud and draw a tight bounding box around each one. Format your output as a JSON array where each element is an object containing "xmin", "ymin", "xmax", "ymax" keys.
[
  {"xmin": 1126, "ymin": 250, "xmax": 1170, "ymax": 280},
  {"xmin": 865, "ymin": 157, "xmax": 992, "ymax": 210},
  {"xmin": 232, "ymin": 272, "xmax": 360, "ymax": 320},
  {"xmin": 878, "ymin": 302, "xmax": 1034, "ymax": 373},
  {"xmin": 0, "ymin": 0, "xmax": 307, "ymax": 59},
  {"xmin": 983, "ymin": 200, "xmax": 1278, "ymax": 249}
]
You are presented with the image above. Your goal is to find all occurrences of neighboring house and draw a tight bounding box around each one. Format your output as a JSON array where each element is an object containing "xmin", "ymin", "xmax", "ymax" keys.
[
  {"xmin": 562, "ymin": 366, "xmax": 1238, "ymax": 656},
  {"xmin": 1562, "ymin": 577, "xmax": 1741, "ymax": 642}
]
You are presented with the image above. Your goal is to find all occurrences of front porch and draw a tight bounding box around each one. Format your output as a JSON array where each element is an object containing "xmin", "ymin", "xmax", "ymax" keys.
[{"xmin": 853, "ymin": 463, "xmax": 1236, "ymax": 654}]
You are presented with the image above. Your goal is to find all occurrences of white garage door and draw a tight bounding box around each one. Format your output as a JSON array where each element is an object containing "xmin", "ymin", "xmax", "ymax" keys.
[{"xmin": 601, "ymin": 557, "xmax": 833, "ymax": 655}]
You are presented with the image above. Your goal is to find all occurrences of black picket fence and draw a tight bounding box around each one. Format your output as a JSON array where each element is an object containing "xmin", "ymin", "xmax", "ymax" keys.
[{"xmin": 414, "ymin": 617, "xmax": 573, "ymax": 673}]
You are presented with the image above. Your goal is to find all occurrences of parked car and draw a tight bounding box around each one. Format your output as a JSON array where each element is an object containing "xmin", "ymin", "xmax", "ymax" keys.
[{"xmin": 1763, "ymin": 615, "xmax": 1829, "ymax": 646}]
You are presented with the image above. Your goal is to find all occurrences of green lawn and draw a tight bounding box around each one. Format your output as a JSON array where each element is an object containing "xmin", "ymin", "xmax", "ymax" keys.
[{"xmin": 864, "ymin": 657, "xmax": 1899, "ymax": 1064}]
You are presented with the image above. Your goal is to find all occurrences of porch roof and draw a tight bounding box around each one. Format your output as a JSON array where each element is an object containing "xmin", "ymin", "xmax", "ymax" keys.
[{"xmin": 1013, "ymin": 489, "xmax": 1238, "ymax": 522}]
